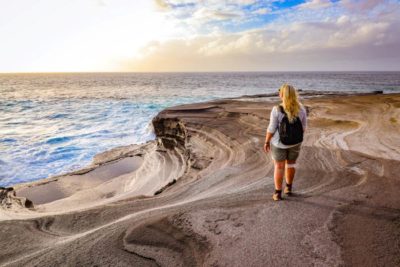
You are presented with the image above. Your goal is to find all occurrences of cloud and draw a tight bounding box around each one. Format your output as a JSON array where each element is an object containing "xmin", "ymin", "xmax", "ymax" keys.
[
  {"xmin": 154, "ymin": 0, "xmax": 171, "ymax": 11},
  {"xmin": 253, "ymin": 7, "xmax": 271, "ymax": 15},
  {"xmin": 298, "ymin": 0, "xmax": 332, "ymax": 10},
  {"xmin": 123, "ymin": 0, "xmax": 400, "ymax": 71},
  {"xmin": 193, "ymin": 8, "xmax": 242, "ymax": 22},
  {"xmin": 340, "ymin": 0, "xmax": 384, "ymax": 12},
  {"xmin": 122, "ymin": 16, "xmax": 400, "ymax": 71},
  {"xmin": 121, "ymin": 38, "xmax": 400, "ymax": 71},
  {"xmin": 152, "ymin": 0, "xmax": 279, "ymax": 31}
]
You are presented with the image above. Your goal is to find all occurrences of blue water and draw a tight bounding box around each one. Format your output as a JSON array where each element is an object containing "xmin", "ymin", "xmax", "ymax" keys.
[{"xmin": 1, "ymin": 72, "xmax": 399, "ymax": 186}]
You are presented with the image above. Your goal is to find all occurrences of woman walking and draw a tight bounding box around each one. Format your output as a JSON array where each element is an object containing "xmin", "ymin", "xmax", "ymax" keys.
[{"xmin": 264, "ymin": 84, "xmax": 307, "ymax": 201}]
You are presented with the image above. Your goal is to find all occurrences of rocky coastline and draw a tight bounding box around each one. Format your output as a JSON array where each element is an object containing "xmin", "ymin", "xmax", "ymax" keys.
[{"xmin": 0, "ymin": 91, "xmax": 399, "ymax": 267}]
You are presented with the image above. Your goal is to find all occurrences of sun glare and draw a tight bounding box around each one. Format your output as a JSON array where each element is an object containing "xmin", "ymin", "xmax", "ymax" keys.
[{"xmin": 0, "ymin": 0, "xmax": 174, "ymax": 72}]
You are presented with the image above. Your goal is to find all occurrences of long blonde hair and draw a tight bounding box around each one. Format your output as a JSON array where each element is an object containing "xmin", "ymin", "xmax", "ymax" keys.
[{"xmin": 279, "ymin": 83, "xmax": 301, "ymax": 123}]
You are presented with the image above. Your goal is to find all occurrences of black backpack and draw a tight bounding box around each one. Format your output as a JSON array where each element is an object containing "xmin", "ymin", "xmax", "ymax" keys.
[{"xmin": 278, "ymin": 105, "xmax": 303, "ymax": 145}]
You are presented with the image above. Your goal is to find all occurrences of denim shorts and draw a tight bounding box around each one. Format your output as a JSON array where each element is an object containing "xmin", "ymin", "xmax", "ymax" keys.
[{"xmin": 271, "ymin": 143, "xmax": 302, "ymax": 161}]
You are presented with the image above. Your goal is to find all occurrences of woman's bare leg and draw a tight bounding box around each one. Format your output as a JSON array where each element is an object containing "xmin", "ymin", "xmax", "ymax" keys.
[
  {"xmin": 285, "ymin": 159, "xmax": 296, "ymax": 185},
  {"xmin": 274, "ymin": 160, "xmax": 286, "ymax": 190}
]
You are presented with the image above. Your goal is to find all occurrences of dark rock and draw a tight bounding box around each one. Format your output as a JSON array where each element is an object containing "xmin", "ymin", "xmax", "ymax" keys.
[
  {"xmin": 0, "ymin": 187, "xmax": 34, "ymax": 210},
  {"xmin": 152, "ymin": 117, "xmax": 187, "ymax": 150},
  {"xmin": 154, "ymin": 179, "xmax": 177, "ymax": 195}
]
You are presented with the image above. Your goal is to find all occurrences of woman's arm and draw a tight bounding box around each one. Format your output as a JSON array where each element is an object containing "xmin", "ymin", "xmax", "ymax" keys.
[
  {"xmin": 264, "ymin": 107, "xmax": 278, "ymax": 152},
  {"xmin": 300, "ymin": 105, "xmax": 307, "ymax": 132}
]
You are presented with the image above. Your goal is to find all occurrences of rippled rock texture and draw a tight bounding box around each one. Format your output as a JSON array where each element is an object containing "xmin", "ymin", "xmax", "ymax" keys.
[{"xmin": 1, "ymin": 93, "xmax": 399, "ymax": 267}]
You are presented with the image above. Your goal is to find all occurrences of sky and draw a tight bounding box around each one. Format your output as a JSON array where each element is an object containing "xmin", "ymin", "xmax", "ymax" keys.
[{"xmin": 0, "ymin": 0, "xmax": 399, "ymax": 72}]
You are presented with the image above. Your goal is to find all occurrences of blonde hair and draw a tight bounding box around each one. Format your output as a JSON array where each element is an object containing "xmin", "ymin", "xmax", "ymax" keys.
[{"xmin": 279, "ymin": 83, "xmax": 301, "ymax": 123}]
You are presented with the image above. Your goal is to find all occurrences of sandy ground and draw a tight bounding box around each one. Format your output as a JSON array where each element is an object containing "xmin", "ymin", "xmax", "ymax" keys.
[{"xmin": 0, "ymin": 92, "xmax": 399, "ymax": 267}]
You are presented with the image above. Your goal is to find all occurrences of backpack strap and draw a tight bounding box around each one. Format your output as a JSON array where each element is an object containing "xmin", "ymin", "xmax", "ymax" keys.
[
  {"xmin": 276, "ymin": 105, "xmax": 286, "ymax": 133},
  {"xmin": 278, "ymin": 105, "xmax": 286, "ymax": 115}
]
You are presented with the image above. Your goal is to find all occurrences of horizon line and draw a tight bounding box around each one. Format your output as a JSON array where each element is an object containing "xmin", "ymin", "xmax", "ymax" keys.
[{"xmin": 1, "ymin": 70, "xmax": 400, "ymax": 74}]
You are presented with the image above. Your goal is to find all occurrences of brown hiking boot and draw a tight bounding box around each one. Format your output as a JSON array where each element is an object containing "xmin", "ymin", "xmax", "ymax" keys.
[
  {"xmin": 272, "ymin": 192, "xmax": 283, "ymax": 201},
  {"xmin": 284, "ymin": 184, "xmax": 292, "ymax": 195}
]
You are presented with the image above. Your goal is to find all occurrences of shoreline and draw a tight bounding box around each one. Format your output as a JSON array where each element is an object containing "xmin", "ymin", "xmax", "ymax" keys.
[
  {"xmin": 1, "ymin": 91, "xmax": 399, "ymax": 266},
  {"xmin": 2, "ymin": 90, "xmax": 392, "ymax": 212},
  {"xmin": 6, "ymin": 89, "xmax": 385, "ymax": 189}
]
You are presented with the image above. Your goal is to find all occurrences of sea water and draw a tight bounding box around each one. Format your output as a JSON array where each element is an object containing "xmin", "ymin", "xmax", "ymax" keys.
[{"xmin": 1, "ymin": 72, "xmax": 399, "ymax": 186}]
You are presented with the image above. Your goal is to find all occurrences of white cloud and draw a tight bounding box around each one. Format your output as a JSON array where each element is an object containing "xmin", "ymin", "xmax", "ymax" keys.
[
  {"xmin": 336, "ymin": 15, "xmax": 350, "ymax": 25},
  {"xmin": 253, "ymin": 7, "xmax": 271, "ymax": 15},
  {"xmin": 298, "ymin": 0, "xmax": 332, "ymax": 10}
]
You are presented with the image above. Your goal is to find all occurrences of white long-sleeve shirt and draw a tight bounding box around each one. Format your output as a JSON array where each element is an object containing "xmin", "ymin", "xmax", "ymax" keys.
[{"xmin": 267, "ymin": 104, "xmax": 307, "ymax": 148}]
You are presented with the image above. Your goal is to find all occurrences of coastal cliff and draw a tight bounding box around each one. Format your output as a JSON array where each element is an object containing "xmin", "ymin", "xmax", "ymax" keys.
[{"xmin": 1, "ymin": 93, "xmax": 399, "ymax": 267}]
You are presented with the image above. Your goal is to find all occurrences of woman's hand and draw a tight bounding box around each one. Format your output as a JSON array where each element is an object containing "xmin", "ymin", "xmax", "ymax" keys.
[
  {"xmin": 264, "ymin": 132, "xmax": 273, "ymax": 153},
  {"xmin": 264, "ymin": 141, "xmax": 271, "ymax": 153}
]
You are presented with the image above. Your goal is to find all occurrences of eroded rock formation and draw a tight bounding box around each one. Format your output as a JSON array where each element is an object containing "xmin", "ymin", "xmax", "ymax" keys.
[{"xmin": 0, "ymin": 187, "xmax": 33, "ymax": 210}]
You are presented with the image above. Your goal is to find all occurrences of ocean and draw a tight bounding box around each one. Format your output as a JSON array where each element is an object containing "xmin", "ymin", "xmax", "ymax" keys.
[{"xmin": 1, "ymin": 72, "xmax": 399, "ymax": 186}]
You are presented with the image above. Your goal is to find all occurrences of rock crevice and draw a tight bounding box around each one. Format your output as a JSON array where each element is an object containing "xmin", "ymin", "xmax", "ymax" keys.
[{"xmin": 0, "ymin": 187, "xmax": 34, "ymax": 210}]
